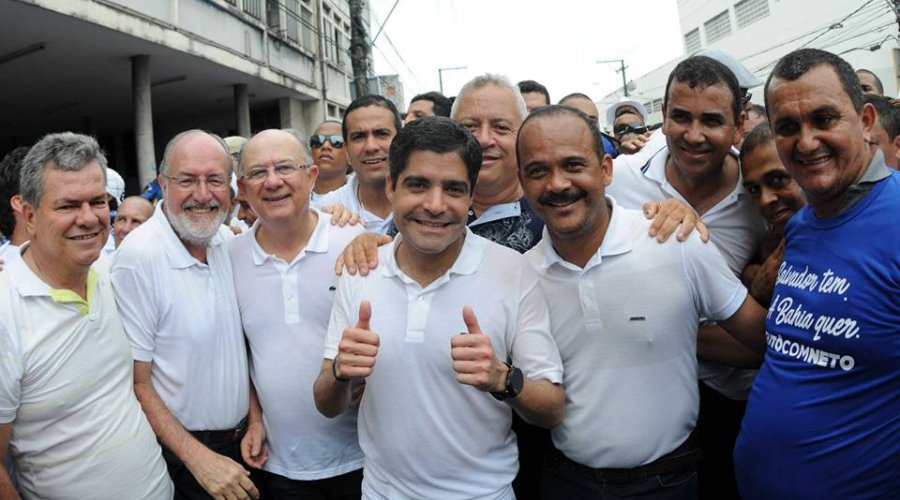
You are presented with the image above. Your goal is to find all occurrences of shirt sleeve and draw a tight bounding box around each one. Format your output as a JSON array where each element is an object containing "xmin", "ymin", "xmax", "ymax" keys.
[
  {"xmin": 323, "ymin": 273, "xmax": 354, "ymax": 360},
  {"xmin": 0, "ymin": 320, "xmax": 22, "ymax": 424},
  {"xmin": 681, "ymin": 233, "xmax": 748, "ymax": 322},
  {"xmin": 110, "ymin": 257, "xmax": 161, "ymax": 362},
  {"xmin": 511, "ymin": 272, "xmax": 564, "ymax": 384}
]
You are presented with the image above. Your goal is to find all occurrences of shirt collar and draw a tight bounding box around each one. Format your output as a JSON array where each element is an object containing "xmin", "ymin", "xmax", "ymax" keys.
[
  {"xmin": 383, "ymin": 227, "xmax": 484, "ymax": 281},
  {"xmin": 468, "ymin": 199, "xmax": 522, "ymax": 226},
  {"xmin": 538, "ymin": 195, "xmax": 633, "ymax": 271},
  {"xmin": 643, "ymin": 146, "xmax": 752, "ymax": 201},
  {"xmin": 154, "ymin": 202, "xmax": 222, "ymax": 269},
  {"xmin": 249, "ymin": 209, "xmax": 331, "ymax": 266},
  {"xmin": 8, "ymin": 242, "xmax": 100, "ymax": 314}
]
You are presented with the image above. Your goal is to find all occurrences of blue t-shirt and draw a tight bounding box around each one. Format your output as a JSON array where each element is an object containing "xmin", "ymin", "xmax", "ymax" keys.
[{"xmin": 734, "ymin": 171, "xmax": 900, "ymax": 499}]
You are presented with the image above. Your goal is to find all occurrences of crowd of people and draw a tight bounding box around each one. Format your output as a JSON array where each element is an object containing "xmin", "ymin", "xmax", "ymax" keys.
[{"xmin": 0, "ymin": 46, "xmax": 897, "ymax": 500}]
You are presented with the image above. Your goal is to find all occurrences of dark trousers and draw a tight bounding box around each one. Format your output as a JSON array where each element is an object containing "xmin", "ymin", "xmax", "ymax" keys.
[
  {"xmin": 696, "ymin": 383, "xmax": 746, "ymax": 500},
  {"xmin": 162, "ymin": 438, "xmax": 267, "ymax": 500},
  {"xmin": 263, "ymin": 468, "xmax": 362, "ymax": 500},
  {"xmin": 512, "ymin": 414, "xmax": 551, "ymax": 500},
  {"xmin": 541, "ymin": 449, "xmax": 698, "ymax": 500}
]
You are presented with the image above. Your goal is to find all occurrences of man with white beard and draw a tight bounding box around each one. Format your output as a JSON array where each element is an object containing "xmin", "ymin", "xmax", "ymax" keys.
[{"xmin": 111, "ymin": 130, "xmax": 260, "ymax": 499}]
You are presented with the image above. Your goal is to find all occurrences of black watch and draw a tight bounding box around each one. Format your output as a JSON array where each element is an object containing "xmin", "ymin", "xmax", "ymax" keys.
[{"xmin": 491, "ymin": 362, "xmax": 524, "ymax": 401}]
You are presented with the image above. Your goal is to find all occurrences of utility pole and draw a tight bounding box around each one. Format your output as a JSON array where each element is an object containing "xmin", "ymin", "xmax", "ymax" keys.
[
  {"xmin": 349, "ymin": 0, "xmax": 370, "ymax": 97},
  {"xmin": 597, "ymin": 59, "xmax": 629, "ymax": 97}
]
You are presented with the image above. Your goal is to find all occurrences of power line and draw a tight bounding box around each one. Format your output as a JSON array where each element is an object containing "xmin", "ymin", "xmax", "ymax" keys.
[{"xmin": 800, "ymin": 0, "xmax": 877, "ymax": 48}]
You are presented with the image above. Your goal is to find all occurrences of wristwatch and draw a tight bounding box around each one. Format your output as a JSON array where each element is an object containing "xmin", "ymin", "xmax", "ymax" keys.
[{"xmin": 491, "ymin": 362, "xmax": 524, "ymax": 401}]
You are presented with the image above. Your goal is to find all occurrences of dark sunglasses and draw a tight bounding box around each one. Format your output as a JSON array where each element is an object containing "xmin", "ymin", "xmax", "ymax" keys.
[
  {"xmin": 309, "ymin": 134, "xmax": 344, "ymax": 149},
  {"xmin": 613, "ymin": 123, "xmax": 649, "ymax": 137}
]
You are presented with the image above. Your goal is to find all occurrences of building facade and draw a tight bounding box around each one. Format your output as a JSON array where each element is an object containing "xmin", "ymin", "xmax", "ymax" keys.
[
  {"xmin": 0, "ymin": 0, "xmax": 372, "ymax": 190},
  {"xmin": 600, "ymin": 0, "xmax": 898, "ymax": 128}
]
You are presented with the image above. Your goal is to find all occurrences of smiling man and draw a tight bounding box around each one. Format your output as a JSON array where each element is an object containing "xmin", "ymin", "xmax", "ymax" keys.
[
  {"xmin": 113, "ymin": 195, "xmax": 154, "ymax": 248},
  {"xmin": 313, "ymin": 95, "xmax": 401, "ymax": 234},
  {"xmin": 0, "ymin": 133, "xmax": 172, "ymax": 499},
  {"xmin": 314, "ymin": 117, "xmax": 564, "ymax": 500},
  {"xmin": 734, "ymin": 48, "xmax": 900, "ymax": 500},
  {"xmin": 517, "ymin": 106, "xmax": 766, "ymax": 499},
  {"xmin": 111, "ymin": 130, "xmax": 259, "ymax": 499},
  {"xmin": 229, "ymin": 129, "xmax": 366, "ymax": 497}
]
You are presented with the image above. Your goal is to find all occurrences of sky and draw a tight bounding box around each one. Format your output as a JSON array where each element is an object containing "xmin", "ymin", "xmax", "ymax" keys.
[{"xmin": 366, "ymin": 0, "xmax": 685, "ymax": 110}]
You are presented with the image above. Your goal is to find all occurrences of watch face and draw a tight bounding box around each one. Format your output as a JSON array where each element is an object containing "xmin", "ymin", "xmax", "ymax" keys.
[{"xmin": 508, "ymin": 366, "xmax": 524, "ymax": 397}]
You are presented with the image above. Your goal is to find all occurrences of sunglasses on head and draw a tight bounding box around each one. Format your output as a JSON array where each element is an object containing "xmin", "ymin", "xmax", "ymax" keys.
[
  {"xmin": 309, "ymin": 134, "xmax": 344, "ymax": 149},
  {"xmin": 614, "ymin": 123, "xmax": 649, "ymax": 137}
]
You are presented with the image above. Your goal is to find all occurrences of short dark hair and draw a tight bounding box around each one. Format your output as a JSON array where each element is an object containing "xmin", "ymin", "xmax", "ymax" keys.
[
  {"xmin": 856, "ymin": 69, "xmax": 884, "ymax": 96},
  {"xmin": 342, "ymin": 95, "xmax": 402, "ymax": 139},
  {"xmin": 518, "ymin": 80, "xmax": 550, "ymax": 105},
  {"xmin": 388, "ymin": 116, "xmax": 482, "ymax": 191},
  {"xmin": 0, "ymin": 147, "xmax": 29, "ymax": 237},
  {"xmin": 558, "ymin": 92, "xmax": 593, "ymax": 105},
  {"xmin": 517, "ymin": 105, "xmax": 606, "ymax": 169},
  {"xmin": 747, "ymin": 103, "xmax": 766, "ymax": 117},
  {"xmin": 865, "ymin": 94, "xmax": 900, "ymax": 141},
  {"xmin": 766, "ymin": 49, "xmax": 864, "ymax": 114},
  {"xmin": 410, "ymin": 91, "xmax": 452, "ymax": 118},
  {"xmin": 739, "ymin": 123, "xmax": 775, "ymax": 163},
  {"xmin": 664, "ymin": 56, "xmax": 742, "ymax": 124}
]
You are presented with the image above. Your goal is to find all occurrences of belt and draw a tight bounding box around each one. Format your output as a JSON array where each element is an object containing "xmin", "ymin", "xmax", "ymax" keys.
[
  {"xmin": 552, "ymin": 432, "xmax": 702, "ymax": 484},
  {"xmin": 188, "ymin": 421, "xmax": 246, "ymax": 445}
]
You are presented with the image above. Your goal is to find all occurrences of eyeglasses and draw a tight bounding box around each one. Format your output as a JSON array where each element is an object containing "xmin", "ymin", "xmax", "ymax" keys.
[
  {"xmin": 309, "ymin": 134, "xmax": 344, "ymax": 149},
  {"xmin": 241, "ymin": 162, "xmax": 310, "ymax": 184},
  {"xmin": 613, "ymin": 123, "xmax": 649, "ymax": 138},
  {"xmin": 163, "ymin": 175, "xmax": 229, "ymax": 191}
]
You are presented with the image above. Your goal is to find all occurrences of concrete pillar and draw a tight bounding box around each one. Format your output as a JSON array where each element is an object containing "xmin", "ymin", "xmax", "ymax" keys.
[
  {"xmin": 132, "ymin": 55, "xmax": 156, "ymax": 187},
  {"xmin": 234, "ymin": 84, "xmax": 251, "ymax": 137},
  {"xmin": 278, "ymin": 97, "xmax": 308, "ymax": 134}
]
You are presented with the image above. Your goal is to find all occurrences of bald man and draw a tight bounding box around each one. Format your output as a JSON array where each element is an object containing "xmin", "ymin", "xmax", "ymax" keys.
[{"xmin": 113, "ymin": 196, "xmax": 154, "ymax": 248}]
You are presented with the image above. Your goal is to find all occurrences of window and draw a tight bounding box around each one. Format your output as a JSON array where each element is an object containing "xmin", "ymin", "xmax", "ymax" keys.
[
  {"xmin": 704, "ymin": 10, "xmax": 732, "ymax": 44},
  {"xmin": 300, "ymin": 5, "xmax": 314, "ymax": 50},
  {"xmin": 684, "ymin": 28, "xmax": 701, "ymax": 53},
  {"xmin": 334, "ymin": 25, "xmax": 343, "ymax": 64},
  {"xmin": 242, "ymin": 0, "xmax": 262, "ymax": 20},
  {"xmin": 285, "ymin": 0, "xmax": 299, "ymax": 41},
  {"xmin": 734, "ymin": 0, "xmax": 769, "ymax": 29},
  {"xmin": 323, "ymin": 18, "xmax": 335, "ymax": 60},
  {"xmin": 266, "ymin": 0, "xmax": 280, "ymax": 30}
]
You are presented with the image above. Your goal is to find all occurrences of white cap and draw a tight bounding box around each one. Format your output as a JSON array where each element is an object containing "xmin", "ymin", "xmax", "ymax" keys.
[
  {"xmin": 694, "ymin": 49, "xmax": 764, "ymax": 89},
  {"xmin": 606, "ymin": 97, "xmax": 648, "ymax": 126},
  {"xmin": 106, "ymin": 168, "xmax": 125, "ymax": 203}
]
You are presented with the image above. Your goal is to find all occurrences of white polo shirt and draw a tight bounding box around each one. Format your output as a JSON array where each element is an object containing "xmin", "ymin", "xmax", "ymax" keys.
[
  {"xmin": 229, "ymin": 210, "xmax": 365, "ymax": 480},
  {"xmin": 0, "ymin": 246, "xmax": 172, "ymax": 499},
  {"xmin": 525, "ymin": 199, "xmax": 746, "ymax": 468},
  {"xmin": 111, "ymin": 204, "xmax": 249, "ymax": 431},
  {"xmin": 324, "ymin": 229, "xmax": 563, "ymax": 500},
  {"xmin": 609, "ymin": 146, "xmax": 766, "ymax": 399},
  {"xmin": 312, "ymin": 175, "xmax": 394, "ymax": 234}
]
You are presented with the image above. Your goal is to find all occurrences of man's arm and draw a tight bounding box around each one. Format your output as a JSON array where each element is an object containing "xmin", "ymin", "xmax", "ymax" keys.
[
  {"xmin": 717, "ymin": 296, "xmax": 768, "ymax": 356},
  {"xmin": 0, "ymin": 424, "xmax": 20, "ymax": 500},
  {"xmin": 314, "ymin": 301, "xmax": 379, "ymax": 418},
  {"xmin": 240, "ymin": 385, "xmax": 267, "ymax": 469},
  {"xmin": 133, "ymin": 361, "xmax": 259, "ymax": 499},
  {"xmin": 697, "ymin": 322, "xmax": 764, "ymax": 367},
  {"xmin": 451, "ymin": 307, "xmax": 564, "ymax": 428}
]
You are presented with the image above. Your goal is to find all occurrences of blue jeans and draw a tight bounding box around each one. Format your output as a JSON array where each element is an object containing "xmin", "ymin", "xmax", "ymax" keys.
[{"xmin": 541, "ymin": 450, "xmax": 698, "ymax": 500}]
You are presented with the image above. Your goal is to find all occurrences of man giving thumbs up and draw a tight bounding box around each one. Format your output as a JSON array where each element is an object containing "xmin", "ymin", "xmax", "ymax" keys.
[{"xmin": 314, "ymin": 117, "xmax": 564, "ymax": 500}]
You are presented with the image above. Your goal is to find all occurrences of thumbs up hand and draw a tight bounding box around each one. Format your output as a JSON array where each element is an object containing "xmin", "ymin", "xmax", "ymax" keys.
[
  {"xmin": 336, "ymin": 301, "xmax": 380, "ymax": 380},
  {"xmin": 451, "ymin": 306, "xmax": 506, "ymax": 392}
]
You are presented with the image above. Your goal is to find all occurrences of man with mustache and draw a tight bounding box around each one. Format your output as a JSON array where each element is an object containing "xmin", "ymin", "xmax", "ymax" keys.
[
  {"xmin": 516, "ymin": 105, "xmax": 766, "ymax": 499},
  {"xmin": 734, "ymin": 48, "xmax": 900, "ymax": 500},
  {"xmin": 111, "ymin": 130, "xmax": 259, "ymax": 499}
]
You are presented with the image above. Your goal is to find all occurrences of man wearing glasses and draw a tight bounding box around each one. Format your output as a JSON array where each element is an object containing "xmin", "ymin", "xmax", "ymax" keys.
[
  {"xmin": 309, "ymin": 120, "xmax": 351, "ymax": 201},
  {"xmin": 111, "ymin": 130, "xmax": 260, "ymax": 499},
  {"xmin": 229, "ymin": 129, "xmax": 365, "ymax": 498},
  {"xmin": 607, "ymin": 97, "xmax": 650, "ymax": 154}
]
